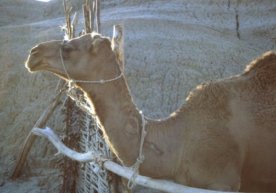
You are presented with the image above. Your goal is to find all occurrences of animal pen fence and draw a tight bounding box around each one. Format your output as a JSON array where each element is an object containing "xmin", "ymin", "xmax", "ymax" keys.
[
  {"xmin": 11, "ymin": 1, "xmax": 238, "ymax": 193},
  {"xmin": 12, "ymin": 0, "xmax": 115, "ymax": 192},
  {"xmin": 73, "ymin": 102, "xmax": 112, "ymax": 193},
  {"xmin": 61, "ymin": 1, "xmax": 114, "ymax": 192}
]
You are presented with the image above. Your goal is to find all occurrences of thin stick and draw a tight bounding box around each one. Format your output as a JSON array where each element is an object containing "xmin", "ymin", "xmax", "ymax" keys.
[
  {"xmin": 90, "ymin": 0, "xmax": 95, "ymax": 32},
  {"xmin": 11, "ymin": 88, "xmax": 65, "ymax": 179},
  {"xmin": 95, "ymin": 0, "xmax": 101, "ymax": 33},
  {"xmin": 71, "ymin": 12, "xmax": 79, "ymax": 38},
  {"xmin": 83, "ymin": 4, "xmax": 91, "ymax": 33},
  {"xmin": 63, "ymin": 0, "xmax": 73, "ymax": 39}
]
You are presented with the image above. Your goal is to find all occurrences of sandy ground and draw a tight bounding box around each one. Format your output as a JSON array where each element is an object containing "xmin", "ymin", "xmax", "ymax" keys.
[{"xmin": 0, "ymin": 0, "xmax": 275, "ymax": 192}]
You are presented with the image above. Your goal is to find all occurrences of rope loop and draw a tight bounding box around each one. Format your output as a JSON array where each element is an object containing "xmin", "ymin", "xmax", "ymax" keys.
[
  {"xmin": 127, "ymin": 111, "xmax": 148, "ymax": 189},
  {"xmin": 68, "ymin": 79, "xmax": 76, "ymax": 89},
  {"xmin": 127, "ymin": 156, "xmax": 145, "ymax": 189},
  {"xmin": 59, "ymin": 48, "xmax": 123, "ymax": 85}
]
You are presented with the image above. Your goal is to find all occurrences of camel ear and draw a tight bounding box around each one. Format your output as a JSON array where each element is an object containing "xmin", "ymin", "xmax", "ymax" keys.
[
  {"xmin": 111, "ymin": 25, "xmax": 125, "ymax": 72},
  {"xmin": 90, "ymin": 38, "xmax": 111, "ymax": 54}
]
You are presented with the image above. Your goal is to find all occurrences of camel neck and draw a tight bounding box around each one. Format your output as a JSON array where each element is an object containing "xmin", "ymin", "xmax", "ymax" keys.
[
  {"xmin": 74, "ymin": 72, "xmax": 186, "ymax": 178},
  {"xmin": 79, "ymin": 75, "xmax": 142, "ymax": 165}
]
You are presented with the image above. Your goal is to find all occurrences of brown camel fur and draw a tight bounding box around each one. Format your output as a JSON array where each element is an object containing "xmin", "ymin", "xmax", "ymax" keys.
[{"xmin": 25, "ymin": 33, "xmax": 276, "ymax": 192}]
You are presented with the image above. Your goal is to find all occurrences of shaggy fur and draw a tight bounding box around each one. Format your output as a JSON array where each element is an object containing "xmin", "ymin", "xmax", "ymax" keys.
[{"xmin": 25, "ymin": 33, "xmax": 276, "ymax": 192}]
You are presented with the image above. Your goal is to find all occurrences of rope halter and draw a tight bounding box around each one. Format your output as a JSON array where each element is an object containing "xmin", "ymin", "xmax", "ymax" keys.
[
  {"xmin": 59, "ymin": 48, "xmax": 123, "ymax": 90},
  {"xmin": 59, "ymin": 45, "xmax": 148, "ymax": 189},
  {"xmin": 127, "ymin": 111, "xmax": 147, "ymax": 189}
]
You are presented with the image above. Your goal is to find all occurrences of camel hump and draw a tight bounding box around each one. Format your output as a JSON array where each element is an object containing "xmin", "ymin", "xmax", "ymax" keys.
[
  {"xmin": 244, "ymin": 51, "xmax": 276, "ymax": 74},
  {"xmin": 243, "ymin": 51, "xmax": 276, "ymax": 89},
  {"xmin": 185, "ymin": 81, "xmax": 230, "ymax": 118}
]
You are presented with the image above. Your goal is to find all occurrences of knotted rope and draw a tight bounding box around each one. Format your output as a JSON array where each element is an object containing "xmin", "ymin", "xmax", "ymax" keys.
[
  {"xmin": 59, "ymin": 49, "xmax": 123, "ymax": 88},
  {"xmin": 127, "ymin": 111, "xmax": 147, "ymax": 189}
]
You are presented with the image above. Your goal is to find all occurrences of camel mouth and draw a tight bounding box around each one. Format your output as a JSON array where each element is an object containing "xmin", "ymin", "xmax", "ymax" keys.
[
  {"xmin": 25, "ymin": 58, "xmax": 67, "ymax": 79},
  {"xmin": 25, "ymin": 53, "xmax": 45, "ymax": 72},
  {"xmin": 25, "ymin": 60, "xmax": 44, "ymax": 72}
]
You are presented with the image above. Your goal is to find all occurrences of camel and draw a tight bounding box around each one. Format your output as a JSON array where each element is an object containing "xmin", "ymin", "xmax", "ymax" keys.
[{"xmin": 25, "ymin": 32, "xmax": 276, "ymax": 192}]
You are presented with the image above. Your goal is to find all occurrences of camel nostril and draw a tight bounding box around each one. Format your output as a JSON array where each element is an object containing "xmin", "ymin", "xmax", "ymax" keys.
[
  {"xmin": 30, "ymin": 46, "xmax": 40, "ymax": 54},
  {"xmin": 31, "ymin": 50, "xmax": 39, "ymax": 55}
]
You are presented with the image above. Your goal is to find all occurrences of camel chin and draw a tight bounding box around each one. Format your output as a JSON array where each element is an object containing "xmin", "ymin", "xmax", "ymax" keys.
[
  {"xmin": 25, "ymin": 56, "xmax": 43, "ymax": 72},
  {"xmin": 25, "ymin": 63, "xmax": 45, "ymax": 73},
  {"xmin": 25, "ymin": 64, "xmax": 38, "ymax": 73},
  {"xmin": 25, "ymin": 55, "xmax": 53, "ymax": 73}
]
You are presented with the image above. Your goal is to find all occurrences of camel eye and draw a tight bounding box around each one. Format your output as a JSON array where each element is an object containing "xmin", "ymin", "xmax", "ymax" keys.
[
  {"xmin": 61, "ymin": 42, "xmax": 75, "ymax": 59},
  {"xmin": 62, "ymin": 44, "xmax": 74, "ymax": 53}
]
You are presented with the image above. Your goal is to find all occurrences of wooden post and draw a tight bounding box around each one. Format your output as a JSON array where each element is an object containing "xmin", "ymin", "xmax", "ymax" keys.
[
  {"xmin": 63, "ymin": 0, "xmax": 75, "ymax": 39},
  {"xmin": 95, "ymin": 0, "xmax": 101, "ymax": 33},
  {"xmin": 60, "ymin": 2, "xmax": 81, "ymax": 193},
  {"xmin": 83, "ymin": 0, "xmax": 99, "ymax": 34},
  {"xmin": 11, "ymin": 89, "xmax": 65, "ymax": 179},
  {"xmin": 71, "ymin": 12, "xmax": 79, "ymax": 38},
  {"xmin": 90, "ymin": 0, "xmax": 95, "ymax": 32},
  {"xmin": 60, "ymin": 99, "xmax": 81, "ymax": 193},
  {"xmin": 83, "ymin": 3, "xmax": 91, "ymax": 33}
]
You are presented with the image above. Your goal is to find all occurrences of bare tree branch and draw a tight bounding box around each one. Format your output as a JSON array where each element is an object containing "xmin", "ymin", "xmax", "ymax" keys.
[
  {"xmin": 63, "ymin": 0, "xmax": 73, "ymax": 39},
  {"xmin": 32, "ymin": 127, "xmax": 102, "ymax": 162},
  {"xmin": 95, "ymin": 0, "xmax": 101, "ymax": 33},
  {"xmin": 71, "ymin": 12, "xmax": 79, "ymax": 38},
  {"xmin": 83, "ymin": 3, "xmax": 91, "ymax": 33},
  {"xmin": 31, "ymin": 126, "xmax": 235, "ymax": 193},
  {"xmin": 90, "ymin": 0, "xmax": 95, "ymax": 32}
]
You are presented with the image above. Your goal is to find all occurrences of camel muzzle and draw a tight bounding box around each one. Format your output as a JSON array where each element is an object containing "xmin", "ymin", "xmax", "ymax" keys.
[{"xmin": 25, "ymin": 52, "xmax": 43, "ymax": 72}]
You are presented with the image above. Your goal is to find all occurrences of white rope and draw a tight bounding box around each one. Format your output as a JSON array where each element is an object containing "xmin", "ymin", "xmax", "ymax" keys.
[{"xmin": 128, "ymin": 111, "xmax": 147, "ymax": 189}]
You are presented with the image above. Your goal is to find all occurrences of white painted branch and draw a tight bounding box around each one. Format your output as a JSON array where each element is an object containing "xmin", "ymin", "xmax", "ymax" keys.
[
  {"xmin": 104, "ymin": 161, "xmax": 231, "ymax": 193},
  {"xmin": 32, "ymin": 127, "xmax": 102, "ymax": 162},
  {"xmin": 32, "ymin": 127, "xmax": 235, "ymax": 193}
]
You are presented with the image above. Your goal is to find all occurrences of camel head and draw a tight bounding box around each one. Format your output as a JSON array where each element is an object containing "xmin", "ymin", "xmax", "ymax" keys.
[{"xmin": 25, "ymin": 33, "xmax": 121, "ymax": 82}]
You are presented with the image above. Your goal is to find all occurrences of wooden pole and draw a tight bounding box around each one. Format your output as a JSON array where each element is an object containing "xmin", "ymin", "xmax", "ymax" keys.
[
  {"xmin": 95, "ymin": 0, "xmax": 101, "ymax": 33},
  {"xmin": 83, "ymin": 0, "xmax": 97, "ymax": 34},
  {"xmin": 61, "ymin": 2, "xmax": 80, "ymax": 193},
  {"xmin": 71, "ymin": 12, "xmax": 79, "ymax": 38},
  {"xmin": 11, "ymin": 88, "xmax": 65, "ymax": 179},
  {"xmin": 90, "ymin": 0, "xmax": 95, "ymax": 32},
  {"xmin": 60, "ymin": 99, "xmax": 81, "ymax": 193},
  {"xmin": 63, "ymin": 0, "xmax": 73, "ymax": 39},
  {"xmin": 83, "ymin": 3, "xmax": 91, "ymax": 33}
]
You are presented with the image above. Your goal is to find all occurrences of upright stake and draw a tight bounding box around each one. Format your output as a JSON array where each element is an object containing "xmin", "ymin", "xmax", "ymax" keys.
[
  {"xmin": 11, "ymin": 88, "xmax": 64, "ymax": 179},
  {"xmin": 90, "ymin": 0, "xmax": 95, "ymax": 32},
  {"xmin": 95, "ymin": 0, "xmax": 101, "ymax": 33},
  {"xmin": 83, "ymin": 3, "xmax": 91, "ymax": 33}
]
